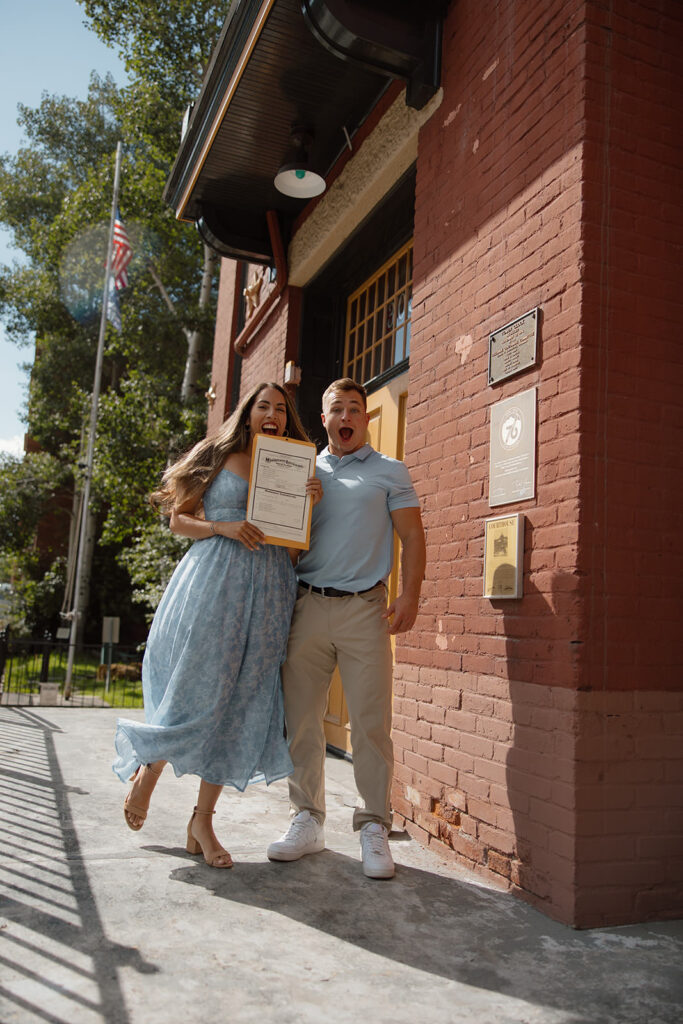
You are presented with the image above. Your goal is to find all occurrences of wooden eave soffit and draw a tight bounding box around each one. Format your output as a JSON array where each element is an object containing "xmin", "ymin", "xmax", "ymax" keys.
[
  {"xmin": 165, "ymin": 0, "xmax": 447, "ymax": 265},
  {"xmin": 302, "ymin": 0, "xmax": 446, "ymax": 111}
]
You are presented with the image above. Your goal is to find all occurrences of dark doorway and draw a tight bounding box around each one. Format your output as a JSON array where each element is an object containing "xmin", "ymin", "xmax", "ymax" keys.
[{"xmin": 297, "ymin": 168, "xmax": 416, "ymax": 446}]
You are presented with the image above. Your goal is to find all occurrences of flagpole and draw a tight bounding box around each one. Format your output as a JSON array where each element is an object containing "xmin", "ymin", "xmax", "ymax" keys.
[{"xmin": 64, "ymin": 141, "xmax": 123, "ymax": 700}]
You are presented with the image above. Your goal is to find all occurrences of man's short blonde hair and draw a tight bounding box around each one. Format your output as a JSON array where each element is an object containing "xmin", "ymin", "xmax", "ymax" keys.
[{"xmin": 322, "ymin": 377, "xmax": 367, "ymax": 410}]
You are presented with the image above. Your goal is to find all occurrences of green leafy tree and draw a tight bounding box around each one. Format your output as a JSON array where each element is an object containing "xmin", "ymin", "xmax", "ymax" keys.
[
  {"xmin": 0, "ymin": 453, "xmax": 71, "ymax": 634},
  {"xmin": 0, "ymin": 452, "xmax": 68, "ymax": 554},
  {"xmin": 119, "ymin": 522, "xmax": 191, "ymax": 622},
  {"xmin": 81, "ymin": 0, "xmax": 227, "ymax": 108},
  {"xmin": 0, "ymin": 3, "xmax": 228, "ymax": 637}
]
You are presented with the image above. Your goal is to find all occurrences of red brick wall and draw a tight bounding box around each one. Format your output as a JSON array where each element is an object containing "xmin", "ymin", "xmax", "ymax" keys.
[
  {"xmin": 208, "ymin": 261, "xmax": 295, "ymax": 426},
  {"xmin": 572, "ymin": 0, "xmax": 683, "ymax": 926},
  {"xmin": 238, "ymin": 293, "xmax": 291, "ymax": 399},
  {"xmin": 579, "ymin": 0, "xmax": 683, "ymax": 692},
  {"xmin": 207, "ymin": 259, "xmax": 240, "ymax": 435},
  {"xmin": 574, "ymin": 689, "xmax": 683, "ymax": 927},
  {"xmin": 395, "ymin": 0, "xmax": 683, "ymax": 926},
  {"xmin": 399, "ymin": 0, "xmax": 588, "ymax": 922}
]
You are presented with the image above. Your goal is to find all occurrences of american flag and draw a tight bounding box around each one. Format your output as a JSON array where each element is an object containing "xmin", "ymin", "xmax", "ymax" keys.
[{"xmin": 111, "ymin": 210, "xmax": 132, "ymax": 291}]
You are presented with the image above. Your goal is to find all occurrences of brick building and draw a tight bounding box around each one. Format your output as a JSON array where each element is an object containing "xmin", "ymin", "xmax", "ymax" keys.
[{"xmin": 165, "ymin": 0, "xmax": 683, "ymax": 927}]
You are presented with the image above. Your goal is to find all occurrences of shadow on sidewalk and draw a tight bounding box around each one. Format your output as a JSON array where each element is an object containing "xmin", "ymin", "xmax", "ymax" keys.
[
  {"xmin": 2, "ymin": 705, "xmax": 682, "ymax": 1024},
  {"xmin": 152, "ymin": 844, "xmax": 683, "ymax": 1024},
  {"xmin": 0, "ymin": 707, "xmax": 158, "ymax": 1024}
]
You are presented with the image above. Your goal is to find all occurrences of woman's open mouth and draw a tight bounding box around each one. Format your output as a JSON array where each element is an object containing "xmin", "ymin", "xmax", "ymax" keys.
[{"xmin": 261, "ymin": 423, "xmax": 279, "ymax": 434}]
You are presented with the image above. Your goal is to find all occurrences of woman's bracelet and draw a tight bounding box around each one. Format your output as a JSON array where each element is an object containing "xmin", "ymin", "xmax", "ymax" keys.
[{"xmin": 209, "ymin": 521, "xmax": 216, "ymax": 535}]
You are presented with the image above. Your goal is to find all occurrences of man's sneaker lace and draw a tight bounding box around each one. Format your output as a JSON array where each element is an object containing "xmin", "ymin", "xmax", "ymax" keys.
[
  {"xmin": 267, "ymin": 810, "xmax": 325, "ymax": 861},
  {"xmin": 360, "ymin": 822, "xmax": 394, "ymax": 879}
]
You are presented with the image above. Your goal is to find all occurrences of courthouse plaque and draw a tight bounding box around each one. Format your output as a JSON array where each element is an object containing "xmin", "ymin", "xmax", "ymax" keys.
[
  {"xmin": 489, "ymin": 387, "xmax": 536, "ymax": 507},
  {"xmin": 483, "ymin": 513, "xmax": 524, "ymax": 599},
  {"xmin": 488, "ymin": 307, "xmax": 539, "ymax": 385}
]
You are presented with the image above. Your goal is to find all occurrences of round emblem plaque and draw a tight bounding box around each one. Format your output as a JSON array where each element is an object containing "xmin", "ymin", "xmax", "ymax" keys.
[{"xmin": 500, "ymin": 407, "xmax": 523, "ymax": 449}]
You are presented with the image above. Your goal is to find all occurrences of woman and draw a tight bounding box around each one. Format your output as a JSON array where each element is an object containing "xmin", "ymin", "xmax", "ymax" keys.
[{"xmin": 113, "ymin": 382, "xmax": 320, "ymax": 869}]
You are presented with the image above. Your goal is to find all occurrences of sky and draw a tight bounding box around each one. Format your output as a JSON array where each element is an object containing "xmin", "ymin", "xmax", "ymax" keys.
[{"xmin": 0, "ymin": 0, "xmax": 127, "ymax": 456}]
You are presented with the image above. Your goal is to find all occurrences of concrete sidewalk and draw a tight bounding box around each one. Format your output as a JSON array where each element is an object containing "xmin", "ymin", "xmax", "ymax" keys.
[{"xmin": 1, "ymin": 705, "xmax": 682, "ymax": 1024}]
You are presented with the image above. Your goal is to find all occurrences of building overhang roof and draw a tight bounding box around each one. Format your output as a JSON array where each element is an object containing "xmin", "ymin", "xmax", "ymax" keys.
[{"xmin": 163, "ymin": 0, "xmax": 446, "ymax": 264}]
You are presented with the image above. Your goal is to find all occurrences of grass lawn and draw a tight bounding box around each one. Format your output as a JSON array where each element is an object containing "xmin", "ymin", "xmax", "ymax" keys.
[{"xmin": 1, "ymin": 650, "xmax": 143, "ymax": 708}]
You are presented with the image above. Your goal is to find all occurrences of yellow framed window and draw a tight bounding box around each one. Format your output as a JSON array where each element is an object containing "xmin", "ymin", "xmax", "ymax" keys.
[{"xmin": 343, "ymin": 240, "xmax": 413, "ymax": 383}]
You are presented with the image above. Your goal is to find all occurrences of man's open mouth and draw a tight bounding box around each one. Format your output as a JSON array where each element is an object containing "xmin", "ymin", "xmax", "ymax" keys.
[{"xmin": 339, "ymin": 428, "xmax": 353, "ymax": 441}]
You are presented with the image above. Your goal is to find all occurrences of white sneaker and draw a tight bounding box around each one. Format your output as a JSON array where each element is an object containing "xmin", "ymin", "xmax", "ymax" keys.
[
  {"xmin": 267, "ymin": 810, "xmax": 325, "ymax": 861},
  {"xmin": 360, "ymin": 822, "xmax": 395, "ymax": 879}
]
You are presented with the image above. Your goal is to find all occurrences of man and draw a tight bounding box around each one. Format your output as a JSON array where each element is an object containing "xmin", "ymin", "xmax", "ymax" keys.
[{"xmin": 267, "ymin": 378, "xmax": 426, "ymax": 878}]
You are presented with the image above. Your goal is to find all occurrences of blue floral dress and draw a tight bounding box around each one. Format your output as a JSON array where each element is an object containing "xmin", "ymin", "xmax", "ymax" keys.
[{"xmin": 113, "ymin": 470, "xmax": 296, "ymax": 789}]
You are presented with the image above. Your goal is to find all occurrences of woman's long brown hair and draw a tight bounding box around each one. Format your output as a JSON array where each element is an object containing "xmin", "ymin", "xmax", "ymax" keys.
[{"xmin": 151, "ymin": 382, "xmax": 310, "ymax": 515}]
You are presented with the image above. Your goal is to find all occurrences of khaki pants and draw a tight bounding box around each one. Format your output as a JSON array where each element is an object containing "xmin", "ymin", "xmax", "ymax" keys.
[{"xmin": 281, "ymin": 584, "xmax": 394, "ymax": 831}]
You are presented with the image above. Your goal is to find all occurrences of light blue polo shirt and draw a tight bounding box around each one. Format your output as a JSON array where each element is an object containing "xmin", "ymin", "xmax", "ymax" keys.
[{"xmin": 297, "ymin": 444, "xmax": 420, "ymax": 592}]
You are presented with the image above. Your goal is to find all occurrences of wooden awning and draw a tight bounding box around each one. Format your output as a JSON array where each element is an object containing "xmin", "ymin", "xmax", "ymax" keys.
[{"xmin": 163, "ymin": 0, "xmax": 446, "ymax": 264}]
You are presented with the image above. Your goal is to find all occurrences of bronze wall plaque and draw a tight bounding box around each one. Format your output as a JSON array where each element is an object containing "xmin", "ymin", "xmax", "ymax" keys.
[
  {"xmin": 483, "ymin": 514, "xmax": 524, "ymax": 599},
  {"xmin": 488, "ymin": 307, "xmax": 539, "ymax": 385}
]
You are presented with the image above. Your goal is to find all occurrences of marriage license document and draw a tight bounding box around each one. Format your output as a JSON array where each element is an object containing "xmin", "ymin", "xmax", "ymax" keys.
[{"xmin": 246, "ymin": 434, "xmax": 317, "ymax": 549}]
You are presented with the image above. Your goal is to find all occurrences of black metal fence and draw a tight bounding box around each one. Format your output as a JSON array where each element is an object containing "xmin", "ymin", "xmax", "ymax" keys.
[{"xmin": 0, "ymin": 629, "xmax": 144, "ymax": 708}]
